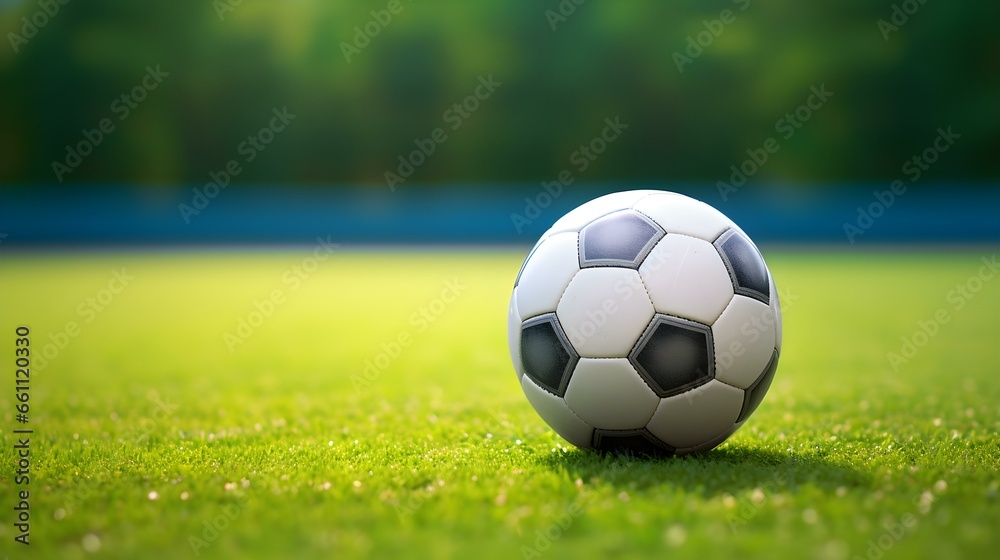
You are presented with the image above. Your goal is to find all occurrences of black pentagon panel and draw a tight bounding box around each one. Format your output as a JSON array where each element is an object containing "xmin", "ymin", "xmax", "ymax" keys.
[
  {"xmin": 592, "ymin": 428, "xmax": 675, "ymax": 457},
  {"xmin": 737, "ymin": 349, "xmax": 779, "ymax": 423},
  {"xmin": 714, "ymin": 229, "xmax": 770, "ymax": 304},
  {"xmin": 629, "ymin": 315, "xmax": 714, "ymax": 397},
  {"xmin": 579, "ymin": 210, "xmax": 665, "ymax": 269},
  {"xmin": 520, "ymin": 314, "xmax": 579, "ymax": 397}
]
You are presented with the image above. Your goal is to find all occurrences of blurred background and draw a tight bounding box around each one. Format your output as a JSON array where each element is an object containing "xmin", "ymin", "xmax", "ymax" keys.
[{"xmin": 1, "ymin": 0, "xmax": 997, "ymax": 244}]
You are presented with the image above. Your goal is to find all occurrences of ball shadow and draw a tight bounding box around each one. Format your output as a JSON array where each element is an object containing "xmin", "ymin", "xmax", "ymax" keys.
[{"xmin": 540, "ymin": 444, "xmax": 868, "ymax": 497}]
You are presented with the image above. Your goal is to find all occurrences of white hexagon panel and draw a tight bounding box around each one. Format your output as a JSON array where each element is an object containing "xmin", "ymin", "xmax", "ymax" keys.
[
  {"xmin": 507, "ymin": 287, "xmax": 524, "ymax": 381},
  {"xmin": 564, "ymin": 359, "xmax": 659, "ymax": 429},
  {"xmin": 639, "ymin": 234, "xmax": 734, "ymax": 325},
  {"xmin": 711, "ymin": 296, "xmax": 776, "ymax": 389},
  {"xmin": 521, "ymin": 375, "xmax": 593, "ymax": 449},
  {"xmin": 514, "ymin": 232, "xmax": 580, "ymax": 320},
  {"xmin": 556, "ymin": 268, "xmax": 655, "ymax": 358}
]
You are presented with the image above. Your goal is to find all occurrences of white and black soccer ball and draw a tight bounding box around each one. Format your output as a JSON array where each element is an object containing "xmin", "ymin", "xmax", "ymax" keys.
[{"xmin": 507, "ymin": 190, "xmax": 782, "ymax": 455}]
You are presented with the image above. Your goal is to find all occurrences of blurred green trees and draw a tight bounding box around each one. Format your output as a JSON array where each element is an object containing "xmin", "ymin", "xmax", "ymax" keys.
[{"xmin": 1, "ymin": 0, "xmax": 996, "ymax": 187}]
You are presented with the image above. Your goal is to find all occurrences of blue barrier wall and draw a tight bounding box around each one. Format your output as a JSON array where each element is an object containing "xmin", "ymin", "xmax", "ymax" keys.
[{"xmin": 0, "ymin": 185, "xmax": 997, "ymax": 246}]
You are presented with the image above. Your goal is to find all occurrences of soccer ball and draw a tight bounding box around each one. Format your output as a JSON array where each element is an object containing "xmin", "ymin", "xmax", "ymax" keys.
[{"xmin": 507, "ymin": 190, "xmax": 782, "ymax": 455}]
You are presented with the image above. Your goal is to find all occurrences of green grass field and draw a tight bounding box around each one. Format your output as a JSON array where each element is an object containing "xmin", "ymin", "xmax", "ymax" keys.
[{"xmin": 1, "ymin": 249, "xmax": 998, "ymax": 560}]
